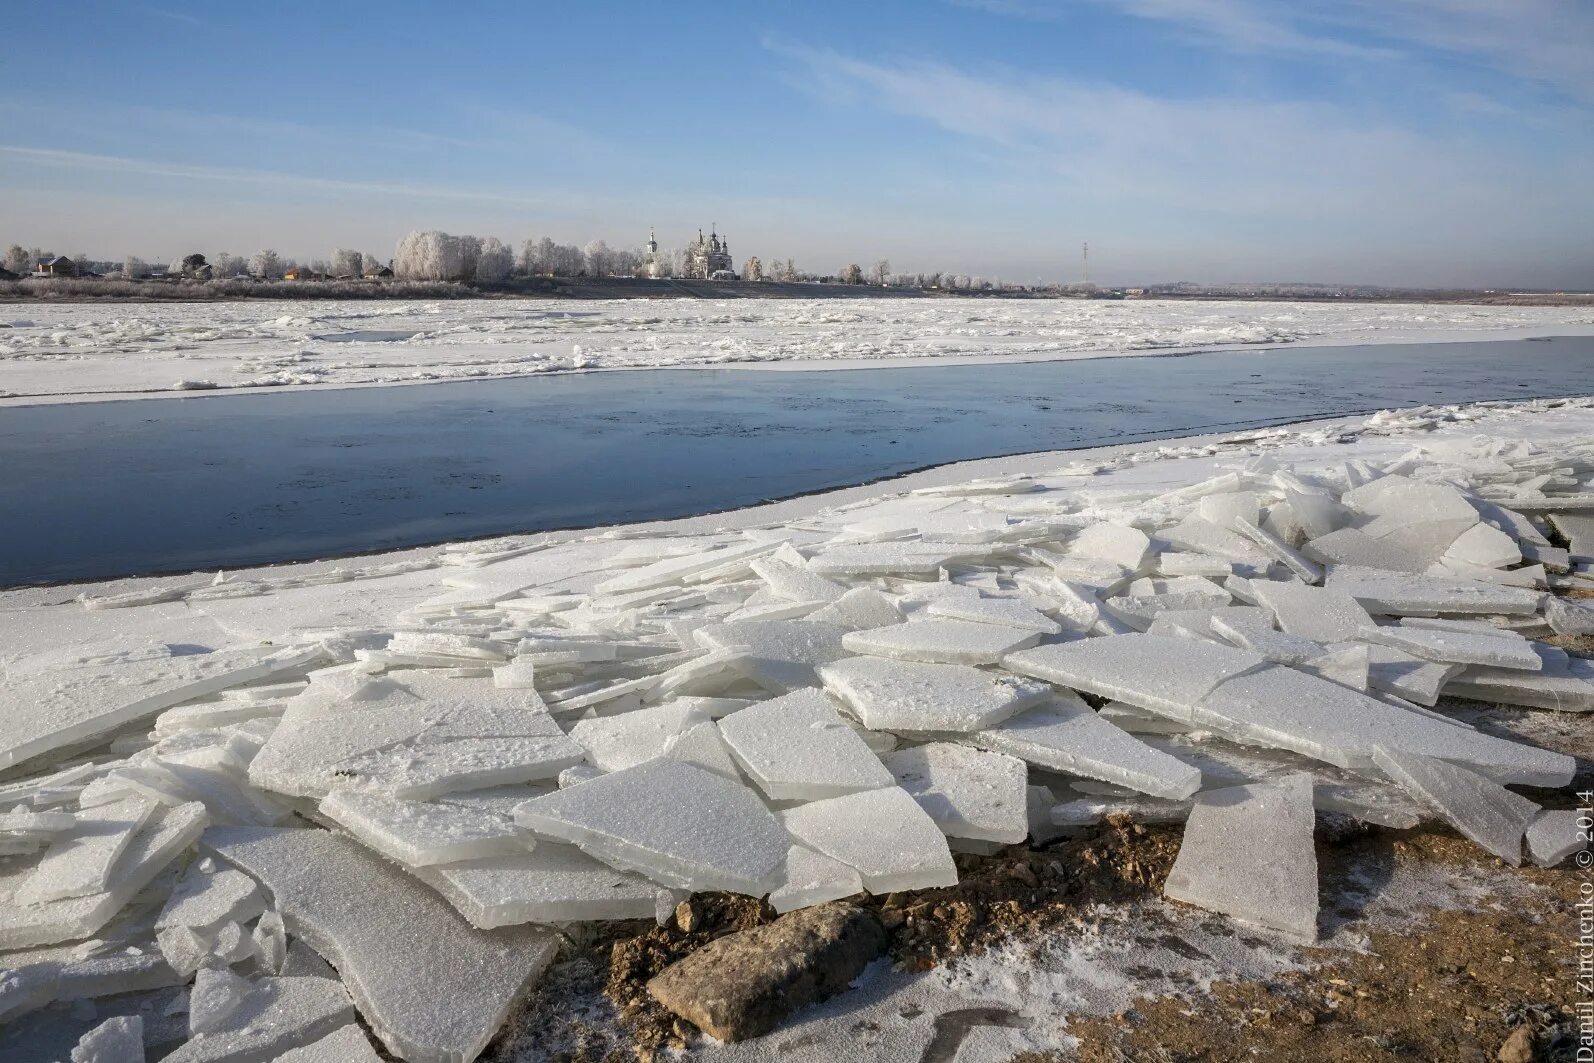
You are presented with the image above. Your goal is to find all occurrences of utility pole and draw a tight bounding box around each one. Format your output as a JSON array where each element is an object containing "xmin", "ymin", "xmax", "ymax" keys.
[{"xmin": 1082, "ymin": 242, "xmax": 1090, "ymax": 287}]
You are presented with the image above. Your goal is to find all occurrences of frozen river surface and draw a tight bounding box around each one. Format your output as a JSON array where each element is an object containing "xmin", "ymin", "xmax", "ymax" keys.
[
  {"xmin": 2, "ymin": 296, "xmax": 1592, "ymax": 402},
  {"xmin": 3, "ymin": 335, "xmax": 1594, "ymax": 585}
]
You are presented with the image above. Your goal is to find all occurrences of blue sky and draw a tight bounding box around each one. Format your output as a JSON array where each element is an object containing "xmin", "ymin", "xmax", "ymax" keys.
[{"xmin": 3, "ymin": 1, "xmax": 1591, "ymax": 287}]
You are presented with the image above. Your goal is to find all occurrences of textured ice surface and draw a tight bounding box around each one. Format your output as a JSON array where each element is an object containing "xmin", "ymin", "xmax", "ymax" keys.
[
  {"xmin": 1208, "ymin": 612, "xmax": 1323, "ymax": 665},
  {"xmin": 1326, "ymin": 565, "xmax": 1543, "ymax": 615},
  {"xmin": 716, "ymin": 689, "xmax": 894, "ymax": 800},
  {"xmin": 0, "ymin": 802, "xmax": 208, "ymax": 951},
  {"xmin": 1361, "ymin": 644, "xmax": 1462, "ymax": 705},
  {"xmin": 16, "ymin": 797, "xmax": 158, "ymax": 904},
  {"xmin": 595, "ymin": 540, "xmax": 778, "ymax": 595},
  {"xmin": 780, "ymin": 787, "xmax": 958, "ymax": 893},
  {"xmin": 694, "ymin": 620, "xmax": 854, "ymax": 691},
  {"xmin": 412, "ymin": 842, "xmax": 663, "ymax": 927},
  {"xmin": 958, "ymin": 695, "xmax": 1203, "ymax": 800},
  {"xmin": 768, "ymin": 843, "xmax": 865, "ymax": 913},
  {"xmin": 1233, "ymin": 517, "xmax": 1322, "ymax": 584},
  {"xmin": 205, "ymin": 826, "xmax": 557, "ymax": 1063},
  {"xmin": 1525, "ymin": 809, "xmax": 1582, "ymax": 867},
  {"xmin": 249, "ymin": 672, "xmax": 584, "ymax": 799},
  {"xmin": 1443, "ymin": 522, "xmax": 1522, "ymax": 569},
  {"xmin": 804, "ymin": 587, "xmax": 905, "ymax": 630},
  {"xmin": 1247, "ymin": 580, "xmax": 1373, "ymax": 643},
  {"xmin": 1372, "ymin": 747, "xmax": 1538, "ymax": 865},
  {"xmin": 569, "ymin": 701, "xmax": 708, "ymax": 772},
  {"xmin": 805, "ymin": 542, "xmax": 971, "ymax": 577},
  {"xmin": 1446, "ymin": 662, "xmax": 1594, "ymax": 712},
  {"xmin": 660, "ymin": 720, "xmax": 743, "ymax": 780},
  {"xmin": 271, "ymin": 1023, "xmax": 385, "ymax": 1063},
  {"xmin": 1004, "ymin": 634, "xmax": 1264, "ymax": 719},
  {"xmin": 70, "ymin": 1014, "xmax": 145, "ymax": 1063},
  {"xmin": 157, "ymin": 865, "xmax": 264, "ymax": 933},
  {"xmin": 842, "ymin": 619, "xmax": 1040, "ymax": 665},
  {"xmin": 513, "ymin": 760, "xmax": 788, "ymax": 894},
  {"xmin": 819, "ymin": 655, "xmax": 1051, "ymax": 732},
  {"xmin": 1147, "ymin": 605, "xmax": 1269, "ymax": 643},
  {"xmin": 318, "ymin": 791, "xmax": 525, "ymax": 866},
  {"xmin": 924, "ymin": 594, "xmax": 1063, "ymax": 634},
  {"xmin": 1360, "ymin": 624, "xmax": 1543, "ymax": 670},
  {"xmin": 749, "ymin": 557, "xmax": 848, "ymax": 603},
  {"xmin": 1164, "ymin": 773, "xmax": 1318, "ymax": 942},
  {"xmin": 1069, "ymin": 524, "xmax": 1151, "ymax": 570},
  {"xmin": 165, "ymin": 975, "xmax": 354, "ymax": 1063},
  {"xmin": 0, "ymin": 646, "xmax": 321, "ymax": 773},
  {"xmin": 882, "ymin": 743, "xmax": 1029, "ymax": 843}
]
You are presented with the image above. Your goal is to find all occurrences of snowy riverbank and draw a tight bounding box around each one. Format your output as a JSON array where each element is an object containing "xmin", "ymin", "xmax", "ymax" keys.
[
  {"xmin": 1, "ymin": 396, "xmax": 1590, "ymax": 1060},
  {"xmin": 2, "ymin": 297, "xmax": 1593, "ymax": 406}
]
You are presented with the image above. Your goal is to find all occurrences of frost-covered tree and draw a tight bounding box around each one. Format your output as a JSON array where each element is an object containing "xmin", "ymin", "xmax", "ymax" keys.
[
  {"xmin": 393, "ymin": 231, "xmax": 466, "ymax": 281},
  {"xmin": 123, "ymin": 255, "xmax": 149, "ymax": 279},
  {"xmin": 210, "ymin": 252, "xmax": 242, "ymax": 278},
  {"xmin": 179, "ymin": 253, "xmax": 207, "ymax": 277},
  {"xmin": 872, "ymin": 259, "xmax": 891, "ymax": 286},
  {"xmin": 742, "ymin": 256, "xmax": 763, "ymax": 282},
  {"xmin": 330, "ymin": 248, "xmax": 363, "ymax": 277},
  {"xmin": 839, "ymin": 263, "xmax": 863, "ymax": 285},
  {"xmin": 248, "ymin": 249, "xmax": 282, "ymax": 280},
  {"xmin": 583, "ymin": 239, "xmax": 611, "ymax": 277},
  {"xmin": 475, "ymin": 237, "xmax": 513, "ymax": 283},
  {"xmin": 3, "ymin": 245, "xmax": 28, "ymax": 275},
  {"xmin": 309, "ymin": 259, "xmax": 330, "ymax": 276},
  {"xmin": 362, "ymin": 253, "xmax": 385, "ymax": 275},
  {"xmin": 72, "ymin": 253, "xmax": 92, "ymax": 276}
]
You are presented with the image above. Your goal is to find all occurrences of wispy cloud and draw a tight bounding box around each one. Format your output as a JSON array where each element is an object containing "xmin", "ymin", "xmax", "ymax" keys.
[
  {"xmin": 957, "ymin": 0, "xmax": 1594, "ymax": 102},
  {"xmin": 767, "ymin": 40, "xmax": 1592, "ymax": 228},
  {"xmin": 0, "ymin": 145, "xmax": 568, "ymax": 208}
]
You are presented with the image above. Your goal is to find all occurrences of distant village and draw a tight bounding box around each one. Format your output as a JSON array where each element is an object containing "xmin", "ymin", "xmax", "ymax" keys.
[{"xmin": 0, "ymin": 233, "xmax": 1575, "ymax": 303}]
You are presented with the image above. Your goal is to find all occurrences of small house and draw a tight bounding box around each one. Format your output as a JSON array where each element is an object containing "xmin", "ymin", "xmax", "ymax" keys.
[{"xmin": 35, "ymin": 255, "xmax": 77, "ymax": 278}]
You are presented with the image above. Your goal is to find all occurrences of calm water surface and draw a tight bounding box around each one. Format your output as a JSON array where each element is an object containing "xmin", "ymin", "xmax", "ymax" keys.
[{"xmin": 2, "ymin": 336, "xmax": 1590, "ymax": 585}]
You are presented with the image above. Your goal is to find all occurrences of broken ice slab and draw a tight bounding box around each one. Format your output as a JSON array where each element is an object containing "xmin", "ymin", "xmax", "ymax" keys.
[
  {"xmin": 204, "ymin": 825, "xmax": 558, "ymax": 1063},
  {"xmin": 411, "ymin": 842, "xmax": 664, "ymax": 928},
  {"xmin": 1300, "ymin": 528, "xmax": 1434, "ymax": 573},
  {"xmin": 568, "ymin": 701, "xmax": 708, "ymax": 773},
  {"xmin": 70, "ymin": 1014, "xmax": 145, "ymax": 1063},
  {"xmin": 749, "ymin": 557, "xmax": 848, "ymax": 603},
  {"xmin": 0, "ymin": 804, "xmax": 208, "ymax": 955},
  {"xmin": 157, "ymin": 865, "xmax": 264, "ymax": 934},
  {"xmin": 1156, "ymin": 552, "xmax": 1234, "ymax": 579},
  {"xmin": 1052, "ymin": 794, "xmax": 1192, "ymax": 827},
  {"xmin": 779, "ymin": 786, "xmax": 957, "ymax": 893},
  {"xmin": 841, "ymin": 619, "xmax": 1040, "ymax": 665},
  {"xmin": 955, "ymin": 695, "xmax": 1203, "ymax": 801},
  {"xmin": 1248, "ymin": 578, "xmax": 1375, "ymax": 643},
  {"xmin": 1147, "ymin": 606, "xmax": 1271, "ymax": 644},
  {"xmin": 1008, "ymin": 634, "xmax": 1573, "ymax": 786},
  {"xmin": 0, "ymin": 645, "xmax": 324, "ymax": 774},
  {"xmin": 881, "ymin": 743, "xmax": 1029, "ymax": 843},
  {"xmin": 1163, "ymin": 773, "xmax": 1318, "ymax": 943},
  {"xmin": 1548, "ymin": 513, "xmax": 1594, "ymax": 559},
  {"xmin": 593, "ymin": 540, "xmax": 779, "ymax": 595},
  {"xmin": 1358, "ymin": 624, "xmax": 1544, "ymax": 670},
  {"xmin": 1096, "ymin": 700, "xmax": 1197, "ymax": 735},
  {"xmin": 767, "ymin": 843, "xmax": 865, "ymax": 913},
  {"xmin": 1372, "ymin": 747, "xmax": 1538, "ymax": 865},
  {"xmin": 1545, "ymin": 596, "xmax": 1594, "ymax": 637},
  {"xmin": 923, "ymin": 593, "xmax": 1063, "ymax": 634},
  {"xmin": 716, "ymin": 689, "xmax": 894, "ymax": 800},
  {"xmin": 271, "ymin": 1023, "xmax": 385, "ymax": 1063},
  {"xmin": 1068, "ymin": 523, "xmax": 1151, "ymax": 571},
  {"xmin": 805, "ymin": 541, "xmax": 974, "ymax": 578},
  {"xmin": 164, "ymin": 975, "xmax": 355, "ymax": 1063},
  {"xmin": 1196, "ymin": 491, "xmax": 1262, "ymax": 529},
  {"xmin": 1005, "ymin": 634, "xmax": 1264, "ymax": 720},
  {"xmin": 318, "ymin": 791, "xmax": 527, "ymax": 866},
  {"xmin": 1159, "ymin": 518, "xmax": 1271, "ymax": 565},
  {"xmin": 659, "ymin": 720, "xmax": 743, "ymax": 780},
  {"xmin": 804, "ymin": 587, "xmax": 905, "ymax": 630},
  {"xmin": 1442, "ymin": 522, "xmax": 1522, "ymax": 570},
  {"xmin": 248, "ymin": 672, "xmax": 584, "ymax": 801},
  {"xmin": 1446, "ymin": 656, "xmax": 1594, "ymax": 712},
  {"xmin": 1360, "ymin": 643, "xmax": 1462, "ymax": 705},
  {"xmin": 514, "ymin": 760, "xmax": 788, "ymax": 894},
  {"xmin": 1325, "ymin": 565, "xmax": 1543, "ymax": 615},
  {"xmin": 14, "ymin": 797, "xmax": 160, "ymax": 905},
  {"xmin": 818, "ymin": 655, "xmax": 1051, "ymax": 732},
  {"xmin": 693, "ymin": 619, "xmax": 854, "ymax": 691},
  {"xmin": 1233, "ymin": 517, "xmax": 1322, "ymax": 584},
  {"xmin": 1525, "ymin": 809, "xmax": 1582, "ymax": 867},
  {"xmin": 1208, "ymin": 612, "xmax": 1323, "ymax": 665}
]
